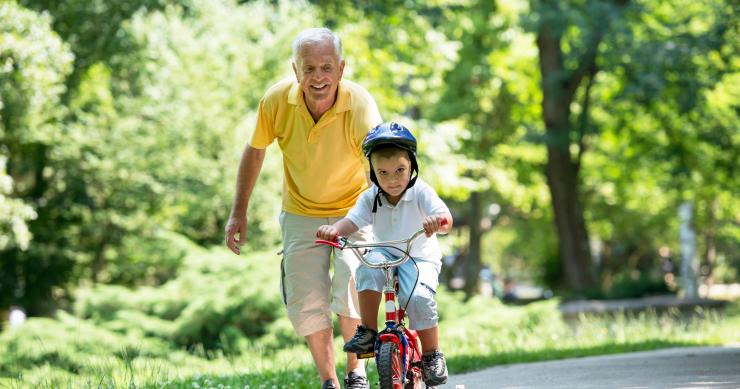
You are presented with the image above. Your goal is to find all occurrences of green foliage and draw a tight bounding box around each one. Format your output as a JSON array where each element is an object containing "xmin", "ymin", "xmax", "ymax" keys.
[
  {"xmin": 580, "ymin": 0, "xmax": 740, "ymax": 285},
  {"xmin": 97, "ymin": 0, "xmax": 312, "ymax": 246},
  {"xmin": 0, "ymin": 0, "xmax": 75, "ymax": 312},
  {"xmin": 0, "ymin": 1, "xmax": 73, "ymax": 140},
  {"xmin": 0, "ymin": 311, "xmax": 171, "ymax": 377},
  {"xmin": 0, "ymin": 157, "xmax": 36, "ymax": 251},
  {"xmin": 74, "ymin": 246, "xmax": 284, "ymax": 350},
  {"xmin": 1, "ymin": 0, "xmax": 309, "ymax": 314},
  {"xmin": 3, "ymin": 288, "xmax": 738, "ymax": 388},
  {"xmin": 1, "ymin": 0, "xmax": 738, "ymax": 328},
  {"xmin": 0, "ymin": 2, "xmax": 69, "ymax": 254},
  {"xmin": 585, "ymin": 271, "xmax": 671, "ymax": 300}
]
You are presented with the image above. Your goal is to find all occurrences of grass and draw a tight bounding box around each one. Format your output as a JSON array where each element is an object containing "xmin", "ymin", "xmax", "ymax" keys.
[{"xmin": 1, "ymin": 296, "xmax": 738, "ymax": 389}]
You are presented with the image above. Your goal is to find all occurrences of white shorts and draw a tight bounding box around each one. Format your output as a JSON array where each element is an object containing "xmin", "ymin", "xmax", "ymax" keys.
[{"xmin": 356, "ymin": 248, "xmax": 440, "ymax": 330}]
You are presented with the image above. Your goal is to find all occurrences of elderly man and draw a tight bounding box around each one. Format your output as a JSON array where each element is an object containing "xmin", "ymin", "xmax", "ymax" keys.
[{"xmin": 225, "ymin": 27, "xmax": 381, "ymax": 389}]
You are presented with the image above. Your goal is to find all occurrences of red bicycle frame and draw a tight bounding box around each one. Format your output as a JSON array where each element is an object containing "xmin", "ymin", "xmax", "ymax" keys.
[{"xmin": 316, "ymin": 225, "xmax": 441, "ymax": 389}]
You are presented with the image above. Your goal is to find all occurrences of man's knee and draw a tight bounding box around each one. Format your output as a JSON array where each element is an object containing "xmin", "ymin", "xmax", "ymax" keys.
[{"xmin": 290, "ymin": 310, "xmax": 334, "ymax": 337}]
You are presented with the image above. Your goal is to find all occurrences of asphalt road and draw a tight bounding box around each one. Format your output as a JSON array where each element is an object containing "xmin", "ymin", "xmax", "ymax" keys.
[{"xmin": 438, "ymin": 346, "xmax": 740, "ymax": 389}]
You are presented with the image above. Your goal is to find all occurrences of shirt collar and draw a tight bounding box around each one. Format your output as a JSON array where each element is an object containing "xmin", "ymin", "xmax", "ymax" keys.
[{"xmin": 288, "ymin": 80, "xmax": 351, "ymax": 114}]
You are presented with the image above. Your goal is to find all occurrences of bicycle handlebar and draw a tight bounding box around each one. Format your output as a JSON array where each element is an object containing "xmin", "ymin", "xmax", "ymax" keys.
[{"xmin": 315, "ymin": 219, "xmax": 448, "ymax": 269}]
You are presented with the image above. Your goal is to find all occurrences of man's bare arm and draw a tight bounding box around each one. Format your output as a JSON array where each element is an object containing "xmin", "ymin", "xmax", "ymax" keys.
[{"xmin": 225, "ymin": 144, "xmax": 266, "ymax": 255}]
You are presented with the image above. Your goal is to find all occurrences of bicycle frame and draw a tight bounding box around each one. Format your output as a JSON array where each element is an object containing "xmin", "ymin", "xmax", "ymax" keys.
[{"xmin": 316, "ymin": 228, "xmax": 429, "ymax": 388}]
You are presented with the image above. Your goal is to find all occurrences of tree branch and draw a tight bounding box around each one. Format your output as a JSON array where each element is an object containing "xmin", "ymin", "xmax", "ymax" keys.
[
  {"xmin": 574, "ymin": 63, "xmax": 597, "ymax": 173},
  {"xmin": 565, "ymin": 0, "xmax": 630, "ymax": 103}
]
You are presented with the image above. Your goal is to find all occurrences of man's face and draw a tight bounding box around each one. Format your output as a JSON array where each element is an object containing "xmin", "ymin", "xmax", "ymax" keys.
[
  {"xmin": 372, "ymin": 151, "xmax": 412, "ymax": 202},
  {"xmin": 292, "ymin": 39, "xmax": 345, "ymax": 108}
]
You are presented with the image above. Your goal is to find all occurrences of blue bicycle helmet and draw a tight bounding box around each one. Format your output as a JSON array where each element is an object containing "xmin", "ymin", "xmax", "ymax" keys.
[{"xmin": 362, "ymin": 122, "xmax": 419, "ymax": 212}]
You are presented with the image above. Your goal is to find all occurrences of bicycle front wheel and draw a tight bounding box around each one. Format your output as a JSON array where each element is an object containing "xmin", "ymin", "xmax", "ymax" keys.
[{"xmin": 377, "ymin": 341, "xmax": 404, "ymax": 389}]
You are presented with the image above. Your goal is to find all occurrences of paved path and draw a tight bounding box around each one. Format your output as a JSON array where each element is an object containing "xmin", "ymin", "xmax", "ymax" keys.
[{"xmin": 438, "ymin": 346, "xmax": 740, "ymax": 389}]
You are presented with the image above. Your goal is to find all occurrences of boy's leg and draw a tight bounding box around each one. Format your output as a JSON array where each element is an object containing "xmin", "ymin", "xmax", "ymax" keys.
[
  {"xmin": 358, "ymin": 290, "xmax": 382, "ymax": 330},
  {"xmin": 343, "ymin": 249, "xmax": 388, "ymax": 353},
  {"xmin": 354, "ymin": 249, "xmax": 393, "ymax": 331},
  {"xmin": 342, "ymin": 290, "xmax": 380, "ymax": 354},
  {"xmin": 397, "ymin": 260, "xmax": 440, "ymax": 332},
  {"xmin": 416, "ymin": 325, "xmax": 439, "ymax": 353},
  {"xmin": 396, "ymin": 259, "xmax": 448, "ymax": 385},
  {"xmin": 417, "ymin": 326, "xmax": 448, "ymax": 386}
]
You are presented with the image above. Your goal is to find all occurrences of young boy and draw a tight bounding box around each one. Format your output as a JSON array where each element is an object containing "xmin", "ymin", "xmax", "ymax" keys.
[{"xmin": 316, "ymin": 122, "xmax": 452, "ymax": 386}]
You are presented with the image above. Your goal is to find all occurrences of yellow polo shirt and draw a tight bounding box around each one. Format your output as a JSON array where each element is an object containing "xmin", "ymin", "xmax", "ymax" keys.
[{"xmin": 250, "ymin": 79, "xmax": 382, "ymax": 217}]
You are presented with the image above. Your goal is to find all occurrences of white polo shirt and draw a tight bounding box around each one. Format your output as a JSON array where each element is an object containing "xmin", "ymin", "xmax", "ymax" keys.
[{"xmin": 346, "ymin": 178, "xmax": 449, "ymax": 262}]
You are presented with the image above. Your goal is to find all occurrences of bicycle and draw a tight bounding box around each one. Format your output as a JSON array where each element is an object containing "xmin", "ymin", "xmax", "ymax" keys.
[{"xmin": 316, "ymin": 221, "xmax": 447, "ymax": 389}]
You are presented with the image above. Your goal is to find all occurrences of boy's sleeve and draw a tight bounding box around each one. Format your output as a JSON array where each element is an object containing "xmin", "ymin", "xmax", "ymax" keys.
[
  {"xmin": 346, "ymin": 189, "xmax": 374, "ymax": 229},
  {"xmin": 249, "ymin": 98, "xmax": 275, "ymax": 149},
  {"xmin": 419, "ymin": 182, "xmax": 450, "ymax": 217}
]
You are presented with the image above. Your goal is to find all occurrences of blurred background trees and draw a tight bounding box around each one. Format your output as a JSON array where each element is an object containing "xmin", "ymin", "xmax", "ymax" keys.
[{"xmin": 1, "ymin": 0, "xmax": 737, "ymax": 322}]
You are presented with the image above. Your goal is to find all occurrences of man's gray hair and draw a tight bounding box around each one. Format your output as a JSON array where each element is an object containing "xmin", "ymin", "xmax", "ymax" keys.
[{"xmin": 291, "ymin": 27, "xmax": 342, "ymax": 63}]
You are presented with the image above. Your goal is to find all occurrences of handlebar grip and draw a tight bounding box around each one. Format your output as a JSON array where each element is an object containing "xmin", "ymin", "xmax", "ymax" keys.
[{"xmin": 315, "ymin": 239, "xmax": 342, "ymax": 248}]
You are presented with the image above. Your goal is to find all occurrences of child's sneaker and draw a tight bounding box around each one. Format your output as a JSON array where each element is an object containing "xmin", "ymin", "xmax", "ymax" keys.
[
  {"xmin": 422, "ymin": 350, "xmax": 448, "ymax": 385},
  {"xmin": 343, "ymin": 325, "xmax": 378, "ymax": 354}
]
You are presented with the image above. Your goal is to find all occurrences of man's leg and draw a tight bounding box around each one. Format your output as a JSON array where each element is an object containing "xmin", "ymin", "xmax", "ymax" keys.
[
  {"xmin": 330, "ymin": 223, "xmax": 374, "ymax": 378},
  {"xmin": 279, "ymin": 212, "xmax": 337, "ymax": 385},
  {"xmin": 305, "ymin": 327, "xmax": 338, "ymax": 386}
]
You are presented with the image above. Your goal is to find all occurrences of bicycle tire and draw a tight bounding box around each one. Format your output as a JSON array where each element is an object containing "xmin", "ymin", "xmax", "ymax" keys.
[{"xmin": 378, "ymin": 342, "xmax": 404, "ymax": 389}]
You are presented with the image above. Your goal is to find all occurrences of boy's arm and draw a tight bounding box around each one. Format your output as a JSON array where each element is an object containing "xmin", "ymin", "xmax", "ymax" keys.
[{"xmin": 316, "ymin": 218, "xmax": 360, "ymax": 241}]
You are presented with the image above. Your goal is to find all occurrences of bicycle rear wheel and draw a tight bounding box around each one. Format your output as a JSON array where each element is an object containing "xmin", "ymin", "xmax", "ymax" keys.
[{"xmin": 378, "ymin": 342, "xmax": 404, "ymax": 389}]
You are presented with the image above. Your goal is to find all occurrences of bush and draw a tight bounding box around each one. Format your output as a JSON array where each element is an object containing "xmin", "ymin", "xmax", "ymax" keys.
[
  {"xmin": 0, "ymin": 311, "xmax": 170, "ymax": 376},
  {"xmin": 596, "ymin": 271, "xmax": 671, "ymax": 300},
  {"xmin": 73, "ymin": 246, "xmax": 284, "ymax": 351}
]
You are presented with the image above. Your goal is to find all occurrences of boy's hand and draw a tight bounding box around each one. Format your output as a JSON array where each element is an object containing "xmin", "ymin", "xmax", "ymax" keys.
[
  {"xmin": 316, "ymin": 225, "xmax": 340, "ymax": 241},
  {"xmin": 422, "ymin": 215, "xmax": 444, "ymax": 237}
]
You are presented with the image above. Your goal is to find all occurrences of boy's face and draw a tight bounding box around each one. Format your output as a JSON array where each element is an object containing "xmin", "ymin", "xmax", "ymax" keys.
[{"xmin": 371, "ymin": 150, "xmax": 411, "ymax": 203}]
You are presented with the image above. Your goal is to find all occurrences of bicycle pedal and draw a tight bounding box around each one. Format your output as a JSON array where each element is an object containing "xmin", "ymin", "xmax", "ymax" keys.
[{"xmin": 357, "ymin": 352, "xmax": 375, "ymax": 359}]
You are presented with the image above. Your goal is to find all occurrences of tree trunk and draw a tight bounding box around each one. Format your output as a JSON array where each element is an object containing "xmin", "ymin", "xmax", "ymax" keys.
[
  {"xmin": 545, "ymin": 147, "xmax": 595, "ymax": 290},
  {"xmin": 537, "ymin": 15, "xmax": 597, "ymax": 291},
  {"xmin": 464, "ymin": 191, "xmax": 483, "ymax": 299}
]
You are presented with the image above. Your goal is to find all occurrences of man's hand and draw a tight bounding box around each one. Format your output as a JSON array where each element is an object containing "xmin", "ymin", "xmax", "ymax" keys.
[
  {"xmin": 225, "ymin": 215, "xmax": 248, "ymax": 255},
  {"xmin": 316, "ymin": 225, "xmax": 340, "ymax": 242}
]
